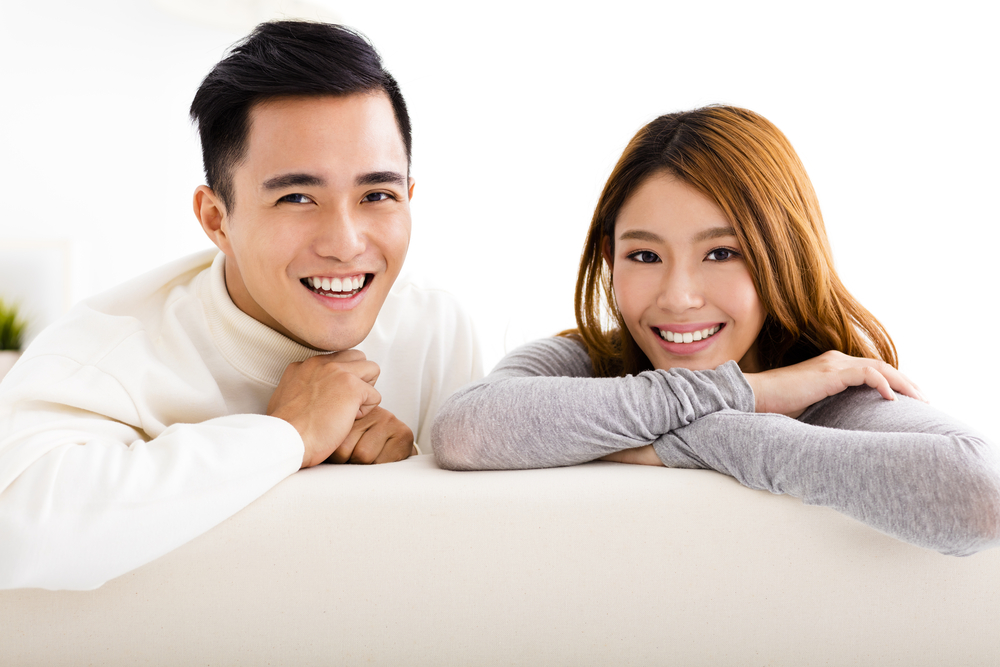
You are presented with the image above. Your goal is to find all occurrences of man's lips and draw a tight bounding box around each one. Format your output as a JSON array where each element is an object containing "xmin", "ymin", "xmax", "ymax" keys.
[{"xmin": 300, "ymin": 273, "xmax": 373, "ymax": 299}]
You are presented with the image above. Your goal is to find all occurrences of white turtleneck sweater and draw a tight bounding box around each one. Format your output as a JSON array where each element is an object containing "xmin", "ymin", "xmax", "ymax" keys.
[{"xmin": 0, "ymin": 249, "xmax": 482, "ymax": 590}]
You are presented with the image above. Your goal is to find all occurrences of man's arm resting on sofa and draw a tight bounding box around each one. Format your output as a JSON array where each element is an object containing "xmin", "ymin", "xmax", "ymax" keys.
[{"xmin": 0, "ymin": 350, "xmax": 401, "ymax": 591}]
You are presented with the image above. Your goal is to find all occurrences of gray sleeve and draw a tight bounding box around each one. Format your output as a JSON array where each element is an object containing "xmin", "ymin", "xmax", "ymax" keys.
[
  {"xmin": 653, "ymin": 387, "xmax": 1000, "ymax": 556},
  {"xmin": 431, "ymin": 337, "xmax": 754, "ymax": 470}
]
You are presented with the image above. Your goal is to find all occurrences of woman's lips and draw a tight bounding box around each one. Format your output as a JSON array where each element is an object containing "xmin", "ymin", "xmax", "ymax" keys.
[
  {"xmin": 651, "ymin": 323, "xmax": 725, "ymax": 354},
  {"xmin": 656, "ymin": 323, "xmax": 722, "ymax": 344}
]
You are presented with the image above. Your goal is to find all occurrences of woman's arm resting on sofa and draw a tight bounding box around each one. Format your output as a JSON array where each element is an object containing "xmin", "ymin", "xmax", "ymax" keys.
[
  {"xmin": 431, "ymin": 337, "xmax": 754, "ymax": 470},
  {"xmin": 652, "ymin": 388, "xmax": 1000, "ymax": 556}
]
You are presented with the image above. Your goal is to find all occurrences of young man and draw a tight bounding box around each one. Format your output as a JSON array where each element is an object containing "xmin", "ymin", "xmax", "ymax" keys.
[{"xmin": 0, "ymin": 22, "xmax": 481, "ymax": 590}]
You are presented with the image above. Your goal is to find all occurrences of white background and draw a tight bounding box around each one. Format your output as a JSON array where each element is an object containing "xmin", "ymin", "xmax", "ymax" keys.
[{"xmin": 1, "ymin": 0, "xmax": 997, "ymax": 439}]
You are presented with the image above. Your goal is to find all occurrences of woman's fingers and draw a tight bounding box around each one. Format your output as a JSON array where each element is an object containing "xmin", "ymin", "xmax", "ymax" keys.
[
  {"xmin": 858, "ymin": 365, "xmax": 896, "ymax": 402},
  {"xmin": 747, "ymin": 351, "xmax": 928, "ymax": 417},
  {"xmin": 882, "ymin": 374, "xmax": 913, "ymax": 400},
  {"xmin": 881, "ymin": 366, "xmax": 928, "ymax": 402},
  {"xmin": 841, "ymin": 358, "xmax": 926, "ymax": 403}
]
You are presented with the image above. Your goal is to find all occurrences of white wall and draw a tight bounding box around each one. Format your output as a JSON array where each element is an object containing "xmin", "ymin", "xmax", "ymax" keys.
[{"xmin": 1, "ymin": 0, "xmax": 996, "ymax": 439}]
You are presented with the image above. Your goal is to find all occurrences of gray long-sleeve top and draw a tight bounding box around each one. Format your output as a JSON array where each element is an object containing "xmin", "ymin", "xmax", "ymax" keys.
[{"xmin": 431, "ymin": 336, "xmax": 1000, "ymax": 556}]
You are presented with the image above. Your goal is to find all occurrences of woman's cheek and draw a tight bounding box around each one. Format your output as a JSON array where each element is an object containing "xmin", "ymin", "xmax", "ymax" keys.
[{"xmin": 613, "ymin": 269, "xmax": 649, "ymax": 338}]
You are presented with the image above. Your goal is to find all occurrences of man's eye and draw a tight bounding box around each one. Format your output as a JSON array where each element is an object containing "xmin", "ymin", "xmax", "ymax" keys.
[
  {"xmin": 627, "ymin": 250, "xmax": 660, "ymax": 263},
  {"xmin": 363, "ymin": 192, "xmax": 393, "ymax": 203},
  {"xmin": 706, "ymin": 247, "xmax": 740, "ymax": 261},
  {"xmin": 278, "ymin": 193, "xmax": 311, "ymax": 204}
]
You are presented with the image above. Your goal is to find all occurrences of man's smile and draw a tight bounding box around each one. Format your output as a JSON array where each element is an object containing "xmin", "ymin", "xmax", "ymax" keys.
[{"xmin": 301, "ymin": 274, "xmax": 372, "ymax": 298}]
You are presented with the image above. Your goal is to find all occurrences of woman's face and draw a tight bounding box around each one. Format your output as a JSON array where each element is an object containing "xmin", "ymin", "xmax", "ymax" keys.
[{"xmin": 607, "ymin": 172, "xmax": 766, "ymax": 372}]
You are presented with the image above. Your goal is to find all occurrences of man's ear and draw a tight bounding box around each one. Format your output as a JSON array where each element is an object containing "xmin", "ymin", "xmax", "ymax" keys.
[
  {"xmin": 193, "ymin": 185, "xmax": 232, "ymax": 254},
  {"xmin": 407, "ymin": 177, "xmax": 416, "ymax": 201}
]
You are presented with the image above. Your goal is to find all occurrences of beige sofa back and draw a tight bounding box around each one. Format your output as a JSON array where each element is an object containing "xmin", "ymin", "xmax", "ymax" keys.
[{"xmin": 2, "ymin": 456, "xmax": 999, "ymax": 666}]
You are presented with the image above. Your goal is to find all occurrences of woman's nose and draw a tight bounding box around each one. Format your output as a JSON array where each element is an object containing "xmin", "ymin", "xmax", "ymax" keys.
[{"xmin": 656, "ymin": 264, "xmax": 705, "ymax": 313}]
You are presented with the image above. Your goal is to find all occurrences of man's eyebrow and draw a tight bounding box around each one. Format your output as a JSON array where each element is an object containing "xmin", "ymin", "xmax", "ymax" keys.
[
  {"xmin": 262, "ymin": 173, "xmax": 326, "ymax": 190},
  {"xmin": 356, "ymin": 171, "xmax": 408, "ymax": 188}
]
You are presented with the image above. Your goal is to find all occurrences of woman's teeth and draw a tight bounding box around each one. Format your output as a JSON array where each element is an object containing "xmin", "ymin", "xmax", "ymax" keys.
[
  {"xmin": 305, "ymin": 275, "xmax": 366, "ymax": 297},
  {"xmin": 659, "ymin": 325, "xmax": 721, "ymax": 344}
]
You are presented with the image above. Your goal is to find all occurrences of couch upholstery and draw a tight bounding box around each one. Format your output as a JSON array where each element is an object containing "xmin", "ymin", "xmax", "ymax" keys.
[{"xmin": 2, "ymin": 455, "xmax": 999, "ymax": 666}]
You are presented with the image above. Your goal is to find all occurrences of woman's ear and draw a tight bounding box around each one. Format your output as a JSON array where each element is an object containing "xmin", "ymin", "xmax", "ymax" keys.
[
  {"xmin": 602, "ymin": 237, "xmax": 614, "ymax": 273},
  {"xmin": 193, "ymin": 185, "xmax": 232, "ymax": 254}
]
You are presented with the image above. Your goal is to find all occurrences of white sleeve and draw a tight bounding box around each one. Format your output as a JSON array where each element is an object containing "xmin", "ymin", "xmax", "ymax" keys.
[
  {"xmin": 412, "ymin": 290, "xmax": 485, "ymax": 451},
  {"xmin": 0, "ymin": 356, "xmax": 303, "ymax": 591}
]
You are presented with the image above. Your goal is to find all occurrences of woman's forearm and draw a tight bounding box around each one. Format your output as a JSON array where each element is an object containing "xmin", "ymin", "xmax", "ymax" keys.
[
  {"xmin": 653, "ymin": 389, "xmax": 1000, "ymax": 555},
  {"xmin": 431, "ymin": 338, "xmax": 754, "ymax": 470}
]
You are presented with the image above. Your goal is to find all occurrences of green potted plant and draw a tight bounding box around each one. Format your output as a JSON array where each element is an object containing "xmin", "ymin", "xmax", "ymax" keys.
[{"xmin": 0, "ymin": 298, "xmax": 27, "ymax": 381}]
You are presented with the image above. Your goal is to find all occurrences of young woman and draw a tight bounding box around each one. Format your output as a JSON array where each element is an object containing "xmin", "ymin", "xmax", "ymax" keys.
[{"xmin": 431, "ymin": 105, "xmax": 1000, "ymax": 556}]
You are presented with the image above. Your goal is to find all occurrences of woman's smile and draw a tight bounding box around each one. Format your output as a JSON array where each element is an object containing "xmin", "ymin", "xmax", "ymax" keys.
[{"xmin": 651, "ymin": 323, "xmax": 725, "ymax": 355}]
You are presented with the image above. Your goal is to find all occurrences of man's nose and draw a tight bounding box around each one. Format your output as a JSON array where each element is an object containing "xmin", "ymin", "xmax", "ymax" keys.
[
  {"xmin": 656, "ymin": 263, "xmax": 705, "ymax": 313},
  {"xmin": 313, "ymin": 207, "xmax": 365, "ymax": 263}
]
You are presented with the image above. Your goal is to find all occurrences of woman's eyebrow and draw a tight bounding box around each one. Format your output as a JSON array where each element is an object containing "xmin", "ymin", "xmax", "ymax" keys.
[
  {"xmin": 692, "ymin": 226, "xmax": 737, "ymax": 243},
  {"xmin": 618, "ymin": 227, "xmax": 736, "ymax": 243},
  {"xmin": 618, "ymin": 229, "xmax": 663, "ymax": 243}
]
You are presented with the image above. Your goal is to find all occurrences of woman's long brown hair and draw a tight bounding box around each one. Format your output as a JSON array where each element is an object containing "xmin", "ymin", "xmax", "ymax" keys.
[{"xmin": 566, "ymin": 105, "xmax": 897, "ymax": 377}]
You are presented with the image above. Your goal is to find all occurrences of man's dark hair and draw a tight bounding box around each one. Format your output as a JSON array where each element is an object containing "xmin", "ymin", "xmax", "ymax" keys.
[{"xmin": 190, "ymin": 20, "xmax": 411, "ymax": 213}]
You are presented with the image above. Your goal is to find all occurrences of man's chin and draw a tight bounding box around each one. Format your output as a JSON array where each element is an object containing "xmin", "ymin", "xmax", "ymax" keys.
[
  {"xmin": 295, "ymin": 323, "xmax": 376, "ymax": 353},
  {"xmin": 282, "ymin": 284, "xmax": 391, "ymax": 351}
]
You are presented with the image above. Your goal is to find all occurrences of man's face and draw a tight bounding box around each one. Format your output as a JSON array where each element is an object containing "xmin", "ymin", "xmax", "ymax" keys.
[{"xmin": 198, "ymin": 92, "xmax": 412, "ymax": 351}]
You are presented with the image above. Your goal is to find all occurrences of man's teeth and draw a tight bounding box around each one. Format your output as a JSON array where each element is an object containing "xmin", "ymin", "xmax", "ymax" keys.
[
  {"xmin": 306, "ymin": 275, "xmax": 366, "ymax": 295},
  {"xmin": 659, "ymin": 325, "xmax": 721, "ymax": 344}
]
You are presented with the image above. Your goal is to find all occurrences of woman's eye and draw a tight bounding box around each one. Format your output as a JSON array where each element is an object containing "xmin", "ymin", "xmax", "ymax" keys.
[
  {"xmin": 278, "ymin": 193, "xmax": 311, "ymax": 204},
  {"xmin": 627, "ymin": 250, "xmax": 660, "ymax": 263},
  {"xmin": 706, "ymin": 247, "xmax": 740, "ymax": 261},
  {"xmin": 363, "ymin": 192, "xmax": 393, "ymax": 203}
]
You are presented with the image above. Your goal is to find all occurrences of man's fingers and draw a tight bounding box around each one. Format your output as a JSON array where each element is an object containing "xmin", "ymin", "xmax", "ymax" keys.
[
  {"xmin": 305, "ymin": 353, "xmax": 381, "ymax": 385},
  {"xmin": 327, "ymin": 424, "xmax": 364, "ymax": 464},
  {"xmin": 355, "ymin": 418, "xmax": 413, "ymax": 464},
  {"xmin": 349, "ymin": 419, "xmax": 389, "ymax": 464},
  {"xmin": 328, "ymin": 407, "xmax": 382, "ymax": 464},
  {"xmin": 357, "ymin": 384, "xmax": 382, "ymax": 418},
  {"xmin": 356, "ymin": 360, "xmax": 381, "ymax": 386},
  {"xmin": 323, "ymin": 349, "xmax": 367, "ymax": 363},
  {"xmin": 327, "ymin": 407, "xmax": 413, "ymax": 465},
  {"xmin": 371, "ymin": 433, "xmax": 411, "ymax": 464},
  {"xmin": 327, "ymin": 358, "xmax": 381, "ymax": 385},
  {"xmin": 346, "ymin": 360, "xmax": 380, "ymax": 386}
]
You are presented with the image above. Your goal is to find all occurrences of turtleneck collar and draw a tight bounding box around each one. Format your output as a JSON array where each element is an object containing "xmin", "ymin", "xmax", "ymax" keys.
[{"xmin": 197, "ymin": 252, "xmax": 324, "ymax": 386}]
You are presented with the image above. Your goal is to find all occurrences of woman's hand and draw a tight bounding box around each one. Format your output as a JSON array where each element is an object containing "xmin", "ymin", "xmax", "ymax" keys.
[{"xmin": 744, "ymin": 350, "xmax": 927, "ymax": 418}]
